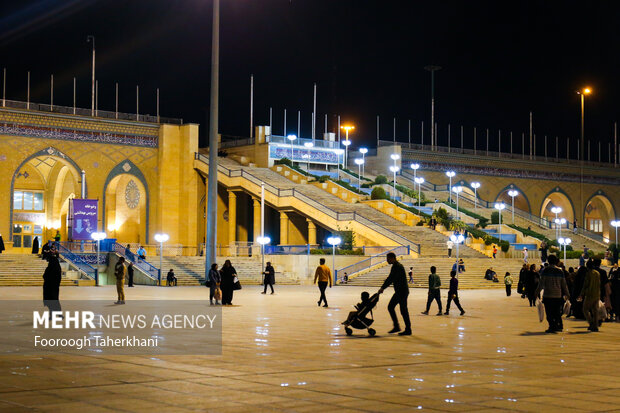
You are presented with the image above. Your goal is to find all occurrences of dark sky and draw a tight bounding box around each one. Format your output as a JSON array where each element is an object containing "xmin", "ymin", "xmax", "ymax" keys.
[{"xmin": 2, "ymin": 0, "xmax": 619, "ymax": 159}]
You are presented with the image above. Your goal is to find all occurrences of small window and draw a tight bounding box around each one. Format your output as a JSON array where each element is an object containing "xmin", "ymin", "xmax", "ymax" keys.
[
  {"xmin": 23, "ymin": 192, "xmax": 33, "ymax": 210},
  {"xmin": 33, "ymin": 193, "xmax": 44, "ymax": 211},
  {"xmin": 589, "ymin": 219, "xmax": 602, "ymax": 233},
  {"xmin": 13, "ymin": 191, "xmax": 22, "ymax": 210}
]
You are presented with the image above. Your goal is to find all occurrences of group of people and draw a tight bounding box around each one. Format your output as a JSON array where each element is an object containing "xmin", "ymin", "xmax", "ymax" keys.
[{"xmin": 206, "ymin": 260, "xmax": 240, "ymax": 305}]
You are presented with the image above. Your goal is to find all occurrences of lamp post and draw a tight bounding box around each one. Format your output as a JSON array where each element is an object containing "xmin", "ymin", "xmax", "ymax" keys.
[
  {"xmin": 154, "ymin": 233, "xmax": 169, "ymax": 285},
  {"xmin": 425, "ymin": 65, "xmax": 442, "ymax": 150},
  {"xmin": 471, "ymin": 182, "xmax": 481, "ymax": 210},
  {"xmin": 495, "ymin": 202, "xmax": 506, "ymax": 243},
  {"xmin": 359, "ymin": 147, "xmax": 368, "ymax": 179},
  {"xmin": 341, "ymin": 125, "xmax": 354, "ymax": 168},
  {"xmin": 354, "ymin": 158, "xmax": 364, "ymax": 189},
  {"xmin": 555, "ymin": 218, "xmax": 566, "ymax": 240},
  {"xmin": 342, "ymin": 139, "xmax": 352, "ymax": 169},
  {"xmin": 91, "ymin": 231, "xmax": 106, "ymax": 286},
  {"xmin": 577, "ymin": 87, "xmax": 592, "ymax": 162},
  {"xmin": 415, "ymin": 177, "xmax": 424, "ymax": 208},
  {"xmin": 334, "ymin": 148, "xmax": 344, "ymax": 180},
  {"xmin": 257, "ymin": 236, "xmax": 271, "ymax": 282},
  {"xmin": 508, "ymin": 190, "xmax": 519, "ymax": 223},
  {"xmin": 287, "ymin": 134, "xmax": 297, "ymax": 162},
  {"xmin": 450, "ymin": 233, "xmax": 464, "ymax": 270},
  {"xmin": 452, "ymin": 186, "xmax": 463, "ymax": 219},
  {"xmin": 389, "ymin": 165, "xmax": 400, "ymax": 199},
  {"xmin": 410, "ymin": 163, "xmax": 420, "ymax": 182},
  {"xmin": 611, "ymin": 220, "xmax": 620, "ymax": 245},
  {"xmin": 551, "ymin": 206, "xmax": 562, "ymax": 239},
  {"xmin": 446, "ymin": 171, "xmax": 456, "ymax": 203},
  {"xmin": 304, "ymin": 141, "xmax": 314, "ymax": 171},
  {"xmin": 558, "ymin": 237, "xmax": 571, "ymax": 262},
  {"xmin": 327, "ymin": 236, "xmax": 341, "ymax": 283}
]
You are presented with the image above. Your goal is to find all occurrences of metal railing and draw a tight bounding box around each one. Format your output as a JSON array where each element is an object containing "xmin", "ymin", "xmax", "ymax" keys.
[
  {"xmin": 1, "ymin": 99, "xmax": 183, "ymax": 124},
  {"xmin": 114, "ymin": 243, "xmax": 159, "ymax": 282},
  {"xmin": 195, "ymin": 153, "xmax": 420, "ymax": 253},
  {"xmin": 336, "ymin": 245, "xmax": 410, "ymax": 280},
  {"xmin": 268, "ymin": 135, "xmax": 340, "ymax": 149},
  {"xmin": 57, "ymin": 244, "xmax": 96, "ymax": 281}
]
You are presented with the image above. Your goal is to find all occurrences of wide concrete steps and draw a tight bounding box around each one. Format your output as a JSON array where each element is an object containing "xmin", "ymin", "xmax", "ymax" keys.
[
  {"xmin": 0, "ymin": 254, "xmax": 95, "ymax": 286},
  {"xmin": 346, "ymin": 257, "xmax": 526, "ymax": 289}
]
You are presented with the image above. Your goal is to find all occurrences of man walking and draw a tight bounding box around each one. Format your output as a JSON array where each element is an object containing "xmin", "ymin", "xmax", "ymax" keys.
[
  {"xmin": 378, "ymin": 252, "xmax": 411, "ymax": 335},
  {"xmin": 114, "ymin": 257, "xmax": 126, "ymax": 304},
  {"xmin": 445, "ymin": 270, "xmax": 465, "ymax": 315},
  {"xmin": 446, "ymin": 239, "xmax": 454, "ymax": 258},
  {"xmin": 127, "ymin": 262, "xmax": 134, "ymax": 287},
  {"xmin": 579, "ymin": 260, "xmax": 601, "ymax": 331},
  {"xmin": 535, "ymin": 255, "xmax": 569, "ymax": 333},
  {"xmin": 262, "ymin": 261, "xmax": 275, "ymax": 294},
  {"xmin": 421, "ymin": 266, "xmax": 443, "ymax": 315},
  {"xmin": 313, "ymin": 258, "xmax": 332, "ymax": 307}
]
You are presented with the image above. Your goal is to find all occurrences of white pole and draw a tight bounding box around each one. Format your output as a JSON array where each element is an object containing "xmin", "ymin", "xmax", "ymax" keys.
[
  {"xmin": 27, "ymin": 71, "xmax": 30, "ymax": 109},
  {"xmin": 332, "ymin": 244, "xmax": 336, "ymax": 276},
  {"xmin": 312, "ymin": 83, "xmax": 317, "ymax": 142},
  {"xmin": 512, "ymin": 196, "xmax": 515, "ymax": 223},
  {"xmin": 159, "ymin": 241, "xmax": 163, "ymax": 285},
  {"xmin": 297, "ymin": 110, "xmax": 301, "ymax": 138},
  {"xmin": 261, "ymin": 183, "xmax": 265, "ymax": 238},
  {"xmin": 136, "ymin": 85, "xmax": 139, "ymax": 120},
  {"xmin": 456, "ymin": 190, "xmax": 459, "ymax": 219},
  {"xmin": 50, "ymin": 74, "xmax": 54, "ymax": 111},
  {"xmin": 73, "ymin": 77, "xmax": 76, "ymax": 114},
  {"xmin": 2, "ymin": 68, "xmax": 5, "ymax": 107},
  {"xmin": 284, "ymin": 108, "xmax": 287, "ymax": 135},
  {"xmin": 250, "ymin": 74, "xmax": 254, "ymax": 138},
  {"xmin": 499, "ymin": 209, "xmax": 502, "ymax": 242},
  {"xmin": 115, "ymin": 82, "xmax": 118, "ymax": 118}
]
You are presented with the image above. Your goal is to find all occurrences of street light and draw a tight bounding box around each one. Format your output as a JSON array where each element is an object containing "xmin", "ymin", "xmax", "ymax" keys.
[
  {"xmin": 410, "ymin": 163, "xmax": 420, "ymax": 182},
  {"xmin": 91, "ymin": 231, "xmax": 106, "ymax": 286},
  {"xmin": 414, "ymin": 177, "xmax": 425, "ymax": 208},
  {"xmin": 287, "ymin": 134, "xmax": 297, "ymax": 162},
  {"xmin": 495, "ymin": 202, "xmax": 506, "ymax": 243},
  {"xmin": 359, "ymin": 147, "xmax": 368, "ymax": 179},
  {"xmin": 551, "ymin": 206, "xmax": 562, "ymax": 239},
  {"xmin": 257, "ymin": 235, "xmax": 271, "ymax": 283},
  {"xmin": 446, "ymin": 171, "xmax": 456, "ymax": 203},
  {"xmin": 342, "ymin": 139, "xmax": 352, "ymax": 169},
  {"xmin": 508, "ymin": 190, "xmax": 519, "ymax": 223},
  {"xmin": 354, "ymin": 158, "xmax": 364, "ymax": 189},
  {"xmin": 611, "ymin": 220, "xmax": 620, "ymax": 245},
  {"xmin": 389, "ymin": 165, "xmax": 400, "ymax": 199},
  {"xmin": 304, "ymin": 141, "xmax": 314, "ymax": 172},
  {"xmin": 558, "ymin": 237, "xmax": 571, "ymax": 262},
  {"xmin": 452, "ymin": 186, "xmax": 463, "ymax": 219},
  {"xmin": 577, "ymin": 87, "xmax": 592, "ymax": 162},
  {"xmin": 341, "ymin": 125, "xmax": 354, "ymax": 168},
  {"xmin": 555, "ymin": 218, "xmax": 566, "ymax": 240},
  {"xmin": 154, "ymin": 233, "xmax": 169, "ymax": 286},
  {"xmin": 471, "ymin": 182, "xmax": 481, "ymax": 210},
  {"xmin": 327, "ymin": 236, "xmax": 342, "ymax": 283},
  {"xmin": 450, "ymin": 233, "xmax": 465, "ymax": 270},
  {"xmin": 334, "ymin": 148, "xmax": 344, "ymax": 180}
]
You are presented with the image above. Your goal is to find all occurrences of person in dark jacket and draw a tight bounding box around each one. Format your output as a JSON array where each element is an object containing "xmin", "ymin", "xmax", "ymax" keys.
[
  {"xmin": 609, "ymin": 264, "xmax": 620, "ymax": 322},
  {"xmin": 32, "ymin": 236, "xmax": 39, "ymax": 255},
  {"xmin": 572, "ymin": 262, "xmax": 589, "ymax": 319},
  {"xmin": 445, "ymin": 271, "xmax": 465, "ymax": 315},
  {"xmin": 518, "ymin": 263, "xmax": 527, "ymax": 297},
  {"xmin": 41, "ymin": 240, "xmax": 53, "ymax": 261},
  {"xmin": 220, "ymin": 260, "xmax": 237, "ymax": 305},
  {"xmin": 43, "ymin": 254, "xmax": 62, "ymax": 318},
  {"xmin": 127, "ymin": 262, "xmax": 134, "ymax": 287},
  {"xmin": 378, "ymin": 252, "xmax": 411, "ymax": 335},
  {"xmin": 525, "ymin": 264, "xmax": 539, "ymax": 307},
  {"xmin": 422, "ymin": 266, "xmax": 443, "ymax": 315},
  {"xmin": 208, "ymin": 263, "xmax": 221, "ymax": 305},
  {"xmin": 0, "ymin": 234, "xmax": 5, "ymax": 254},
  {"xmin": 535, "ymin": 255, "xmax": 570, "ymax": 333},
  {"xmin": 262, "ymin": 262, "xmax": 275, "ymax": 294},
  {"xmin": 166, "ymin": 269, "xmax": 177, "ymax": 286},
  {"xmin": 539, "ymin": 241, "xmax": 548, "ymax": 263}
]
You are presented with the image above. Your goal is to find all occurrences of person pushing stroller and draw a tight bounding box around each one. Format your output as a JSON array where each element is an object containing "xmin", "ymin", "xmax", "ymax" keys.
[{"xmin": 378, "ymin": 252, "xmax": 412, "ymax": 336}]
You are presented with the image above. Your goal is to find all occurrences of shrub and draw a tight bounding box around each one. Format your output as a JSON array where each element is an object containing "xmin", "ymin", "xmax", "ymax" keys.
[
  {"xmin": 507, "ymin": 224, "xmax": 557, "ymax": 247},
  {"xmin": 361, "ymin": 182, "xmax": 374, "ymax": 188},
  {"xmin": 395, "ymin": 184, "xmax": 425, "ymax": 202},
  {"xmin": 275, "ymin": 158, "xmax": 292, "ymax": 167},
  {"xmin": 442, "ymin": 201, "xmax": 489, "ymax": 228},
  {"xmin": 491, "ymin": 211, "xmax": 499, "ymax": 224},
  {"xmin": 500, "ymin": 241, "xmax": 510, "ymax": 253},
  {"xmin": 335, "ymin": 179, "xmax": 365, "ymax": 195},
  {"xmin": 394, "ymin": 200, "xmax": 431, "ymax": 219},
  {"xmin": 371, "ymin": 186, "xmax": 389, "ymax": 200},
  {"xmin": 342, "ymin": 168, "xmax": 372, "ymax": 182},
  {"xmin": 435, "ymin": 207, "xmax": 452, "ymax": 228},
  {"xmin": 375, "ymin": 175, "xmax": 388, "ymax": 184},
  {"xmin": 318, "ymin": 175, "xmax": 330, "ymax": 183}
]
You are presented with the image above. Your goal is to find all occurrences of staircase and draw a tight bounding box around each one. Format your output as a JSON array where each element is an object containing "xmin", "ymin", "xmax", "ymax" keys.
[
  {"xmin": 346, "ymin": 257, "xmax": 526, "ymax": 289},
  {"xmin": 0, "ymin": 254, "xmax": 95, "ymax": 286},
  {"xmin": 160, "ymin": 256, "xmax": 301, "ymax": 286}
]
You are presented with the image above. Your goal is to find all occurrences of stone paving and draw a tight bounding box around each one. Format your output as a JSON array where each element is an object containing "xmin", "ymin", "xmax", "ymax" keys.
[{"xmin": 1, "ymin": 284, "xmax": 620, "ymax": 412}]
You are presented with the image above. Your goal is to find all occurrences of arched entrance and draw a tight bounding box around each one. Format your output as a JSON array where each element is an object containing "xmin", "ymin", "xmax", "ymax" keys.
[
  {"xmin": 10, "ymin": 148, "xmax": 82, "ymax": 252},
  {"xmin": 103, "ymin": 160, "xmax": 149, "ymax": 244},
  {"xmin": 495, "ymin": 184, "xmax": 531, "ymax": 214},
  {"xmin": 584, "ymin": 191, "xmax": 616, "ymax": 240},
  {"xmin": 540, "ymin": 188, "xmax": 575, "ymax": 228}
]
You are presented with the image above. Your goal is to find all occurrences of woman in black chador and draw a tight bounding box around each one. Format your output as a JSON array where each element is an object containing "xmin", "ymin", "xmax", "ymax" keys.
[
  {"xmin": 32, "ymin": 236, "xmax": 39, "ymax": 255},
  {"xmin": 219, "ymin": 260, "xmax": 238, "ymax": 305},
  {"xmin": 43, "ymin": 254, "xmax": 62, "ymax": 318}
]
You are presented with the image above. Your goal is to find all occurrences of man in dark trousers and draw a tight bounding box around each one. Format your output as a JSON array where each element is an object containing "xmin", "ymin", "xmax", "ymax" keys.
[
  {"xmin": 445, "ymin": 271, "xmax": 465, "ymax": 315},
  {"xmin": 262, "ymin": 261, "xmax": 275, "ymax": 294},
  {"xmin": 378, "ymin": 252, "xmax": 411, "ymax": 336},
  {"xmin": 536, "ymin": 254, "xmax": 570, "ymax": 333},
  {"xmin": 127, "ymin": 262, "xmax": 134, "ymax": 287},
  {"xmin": 422, "ymin": 266, "xmax": 443, "ymax": 315}
]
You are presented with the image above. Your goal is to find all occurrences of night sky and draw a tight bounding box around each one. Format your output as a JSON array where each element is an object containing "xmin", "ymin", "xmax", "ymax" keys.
[{"xmin": 2, "ymin": 0, "xmax": 620, "ymax": 158}]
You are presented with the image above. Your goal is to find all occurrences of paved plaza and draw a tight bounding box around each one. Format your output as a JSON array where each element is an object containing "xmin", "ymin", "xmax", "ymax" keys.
[{"xmin": 1, "ymin": 284, "xmax": 620, "ymax": 412}]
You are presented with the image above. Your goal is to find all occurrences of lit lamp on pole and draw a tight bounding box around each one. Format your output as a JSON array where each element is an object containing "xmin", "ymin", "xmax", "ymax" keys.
[
  {"xmin": 508, "ymin": 190, "xmax": 519, "ymax": 223},
  {"xmin": 558, "ymin": 237, "xmax": 571, "ymax": 262},
  {"xmin": 154, "ymin": 233, "xmax": 169, "ymax": 286},
  {"xmin": 494, "ymin": 202, "xmax": 506, "ymax": 243},
  {"xmin": 354, "ymin": 158, "xmax": 364, "ymax": 189},
  {"xmin": 359, "ymin": 147, "xmax": 368, "ymax": 178},
  {"xmin": 577, "ymin": 87, "xmax": 592, "ymax": 162},
  {"xmin": 555, "ymin": 218, "xmax": 566, "ymax": 239},
  {"xmin": 452, "ymin": 186, "xmax": 463, "ymax": 219},
  {"xmin": 471, "ymin": 182, "xmax": 481, "ymax": 210},
  {"xmin": 389, "ymin": 165, "xmax": 400, "ymax": 199},
  {"xmin": 450, "ymin": 233, "xmax": 465, "ymax": 269},
  {"xmin": 410, "ymin": 163, "xmax": 420, "ymax": 181},
  {"xmin": 551, "ymin": 206, "xmax": 562, "ymax": 239},
  {"xmin": 334, "ymin": 148, "xmax": 344, "ymax": 180},
  {"xmin": 414, "ymin": 177, "xmax": 425, "ymax": 208},
  {"xmin": 257, "ymin": 236, "xmax": 271, "ymax": 281},
  {"xmin": 91, "ymin": 231, "xmax": 106, "ymax": 286},
  {"xmin": 611, "ymin": 220, "xmax": 620, "ymax": 245},
  {"xmin": 327, "ymin": 236, "xmax": 341, "ymax": 283},
  {"xmin": 287, "ymin": 134, "xmax": 297, "ymax": 162},
  {"xmin": 304, "ymin": 141, "xmax": 314, "ymax": 171},
  {"xmin": 446, "ymin": 171, "xmax": 456, "ymax": 203},
  {"xmin": 341, "ymin": 125, "xmax": 354, "ymax": 167}
]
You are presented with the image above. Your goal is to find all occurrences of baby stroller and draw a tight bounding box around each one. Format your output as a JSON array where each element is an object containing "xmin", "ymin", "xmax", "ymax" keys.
[{"xmin": 342, "ymin": 291, "xmax": 380, "ymax": 336}]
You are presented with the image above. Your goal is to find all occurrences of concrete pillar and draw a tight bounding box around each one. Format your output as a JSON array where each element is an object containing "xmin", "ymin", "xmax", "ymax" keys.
[
  {"xmin": 228, "ymin": 190, "xmax": 237, "ymax": 244},
  {"xmin": 307, "ymin": 219, "xmax": 317, "ymax": 246},
  {"xmin": 279, "ymin": 211, "xmax": 289, "ymax": 245},
  {"xmin": 252, "ymin": 197, "xmax": 261, "ymax": 243}
]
